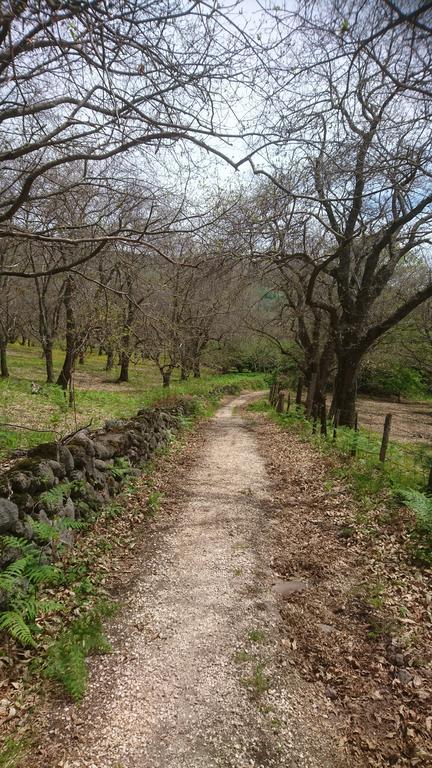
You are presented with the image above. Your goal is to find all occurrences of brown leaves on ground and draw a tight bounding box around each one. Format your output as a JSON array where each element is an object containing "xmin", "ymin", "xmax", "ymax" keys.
[{"xmin": 248, "ymin": 411, "xmax": 432, "ymax": 768}]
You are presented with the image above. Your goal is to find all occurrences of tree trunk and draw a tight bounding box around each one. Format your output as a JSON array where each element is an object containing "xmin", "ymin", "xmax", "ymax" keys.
[
  {"xmin": 105, "ymin": 348, "xmax": 114, "ymax": 371},
  {"xmin": 0, "ymin": 340, "xmax": 9, "ymax": 378},
  {"xmin": 57, "ymin": 276, "xmax": 77, "ymax": 390},
  {"xmin": 193, "ymin": 359, "xmax": 201, "ymax": 378},
  {"xmin": 180, "ymin": 365, "xmax": 189, "ymax": 381},
  {"xmin": 78, "ymin": 351, "xmax": 85, "ymax": 365},
  {"xmin": 118, "ymin": 350, "xmax": 129, "ymax": 382},
  {"xmin": 162, "ymin": 370, "xmax": 172, "ymax": 388},
  {"xmin": 331, "ymin": 354, "xmax": 360, "ymax": 427},
  {"xmin": 43, "ymin": 341, "xmax": 54, "ymax": 384}
]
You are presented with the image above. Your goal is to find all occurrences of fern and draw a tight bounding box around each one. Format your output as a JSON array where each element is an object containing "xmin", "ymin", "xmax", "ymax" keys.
[
  {"xmin": 0, "ymin": 611, "xmax": 36, "ymax": 647},
  {"xmin": 107, "ymin": 456, "xmax": 132, "ymax": 480},
  {"xmin": 39, "ymin": 483, "xmax": 71, "ymax": 513},
  {"xmin": 31, "ymin": 520, "xmax": 58, "ymax": 543},
  {"xmin": 396, "ymin": 488, "xmax": 432, "ymax": 534},
  {"xmin": 44, "ymin": 602, "xmax": 114, "ymax": 701},
  {"xmin": 0, "ymin": 558, "xmax": 28, "ymax": 593}
]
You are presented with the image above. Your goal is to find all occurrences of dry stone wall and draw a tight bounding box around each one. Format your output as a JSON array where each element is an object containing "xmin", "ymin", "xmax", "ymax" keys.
[{"xmin": 0, "ymin": 400, "xmax": 197, "ymax": 577}]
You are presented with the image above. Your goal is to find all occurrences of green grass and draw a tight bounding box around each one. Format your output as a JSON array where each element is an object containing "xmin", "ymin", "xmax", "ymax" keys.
[{"xmin": 0, "ymin": 343, "xmax": 268, "ymax": 456}]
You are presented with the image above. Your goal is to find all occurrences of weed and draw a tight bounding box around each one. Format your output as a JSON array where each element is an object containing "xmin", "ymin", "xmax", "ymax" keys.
[
  {"xmin": 234, "ymin": 649, "xmax": 252, "ymax": 664},
  {"xmin": 242, "ymin": 663, "xmax": 271, "ymax": 696},
  {"xmin": 248, "ymin": 629, "xmax": 266, "ymax": 644},
  {"xmin": 0, "ymin": 738, "xmax": 27, "ymax": 768},
  {"xmin": 44, "ymin": 599, "xmax": 116, "ymax": 701},
  {"xmin": 147, "ymin": 490, "xmax": 163, "ymax": 516}
]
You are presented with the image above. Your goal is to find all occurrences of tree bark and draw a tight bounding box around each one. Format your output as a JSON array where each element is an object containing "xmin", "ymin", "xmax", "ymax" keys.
[
  {"xmin": 0, "ymin": 340, "xmax": 9, "ymax": 378},
  {"xmin": 57, "ymin": 276, "xmax": 77, "ymax": 390},
  {"xmin": 193, "ymin": 359, "xmax": 201, "ymax": 378},
  {"xmin": 43, "ymin": 341, "xmax": 54, "ymax": 384},
  {"xmin": 118, "ymin": 349, "xmax": 130, "ymax": 382},
  {"xmin": 105, "ymin": 348, "xmax": 114, "ymax": 371},
  {"xmin": 162, "ymin": 370, "xmax": 172, "ymax": 388},
  {"xmin": 331, "ymin": 354, "xmax": 360, "ymax": 427}
]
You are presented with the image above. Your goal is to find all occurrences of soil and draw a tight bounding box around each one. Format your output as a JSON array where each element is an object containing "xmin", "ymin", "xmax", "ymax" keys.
[
  {"xmin": 28, "ymin": 394, "xmax": 347, "ymax": 768},
  {"xmin": 5, "ymin": 393, "xmax": 431, "ymax": 767},
  {"xmin": 353, "ymin": 397, "xmax": 432, "ymax": 444}
]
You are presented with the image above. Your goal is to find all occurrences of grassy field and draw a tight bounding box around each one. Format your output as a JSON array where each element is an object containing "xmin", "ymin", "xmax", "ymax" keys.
[{"xmin": 0, "ymin": 344, "xmax": 268, "ymax": 456}]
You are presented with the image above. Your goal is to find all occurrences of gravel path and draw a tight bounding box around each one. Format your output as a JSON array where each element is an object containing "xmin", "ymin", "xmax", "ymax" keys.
[{"xmin": 53, "ymin": 395, "xmax": 345, "ymax": 768}]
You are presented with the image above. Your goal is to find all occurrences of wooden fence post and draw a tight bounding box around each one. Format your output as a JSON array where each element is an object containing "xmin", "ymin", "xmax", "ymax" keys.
[
  {"xmin": 305, "ymin": 372, "xmax": 317, "ymax": 419},
  {"xmin": 379, "ymin": 413, "xmax": 392, "ymax": 463},
  {"xmin": 333, "ymin": 409, "xmax": 340, "ymax": 442},
  {"xmin": 312, "ymin": 404, "xmax": 318, "ymax": 434},
  {"xmin": 350, "ymin": 411, "xmax": 359, "ymax": 456},
  {"xmin": 276, "ymin": 391, "xmax": 285, "ymax": 413},
  {"xmin": 320, "ymin": 401, "xmax": 327, "ymax": 437},
  {"xmin": 269, "ymin": 384, "xmax": 274, "ymax": 404},
  {"xmin": 295, "ymin": 376, "xmax": 303, "ymax": 406},
  {"xmin": 286, "ymin": 392, "xmax": 291, "ymax": 413},
  {"xmin": 427, "ymin": 464, "xmax": 432, "ymax": 494}
]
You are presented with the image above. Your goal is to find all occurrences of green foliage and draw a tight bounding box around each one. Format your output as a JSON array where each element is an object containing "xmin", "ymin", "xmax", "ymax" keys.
[
  {"xmin": 396, "ymin": 488, "xmax": 432, "ymax": 566},
  {"xmin": 0, "ymin": 535, "xmax": 61, "ymax": 646},
  {"xmin": 107, "ymin": 456, "xmax": 132, "ymax": 480},
  {"xmin": 147, "ymin": 490, "xmax": 162, "ymax": 516},
  {"xmin": 39, "ymin": 482, "xmax": 72, "ymax": 513},
  {"xmin": 44, "ymin": 600, "xmax": 115, "ymax": 701},
  {"xmin": 358, "ymin": 364, "xmax": 427, "ymax": 400},
  {"xmin": 0, "ymin": 737, "xmax": 27, "ymax": 768}
]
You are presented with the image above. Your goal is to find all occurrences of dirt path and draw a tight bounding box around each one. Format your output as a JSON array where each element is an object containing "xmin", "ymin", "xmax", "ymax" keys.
[{"xmin": 44, "ymin": 395, "xmax": 346, "ymax": 768}]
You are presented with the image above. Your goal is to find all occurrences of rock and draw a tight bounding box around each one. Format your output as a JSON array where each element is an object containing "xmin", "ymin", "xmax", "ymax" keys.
[
  {"xmin": 68, "ymin": 444, "xmax": 94, "ymax": 472},
  {"xmin": 38, "ymin": 509, "xmax": 52, "ymax": 525},
  {"xmin": 11, "ymin": 493, "xmax": 34, "ymax": 514},
  {"xmin": 397, "ymin": 668, "xmax": 413, "ymax": 685},
  {"xmin": 28, "ymin": 442, "xmax": 60, "ymax": 462},
  {"xmin": 47, "ymin": 460, "xmax": 66, "ymax": 479},
  {"xmin": 60, "ymin": 497, "xmax": 75, "ymax": 519},
  {"xmin": 94, "ymin": 459, "xmax": 108, "ymax": 471},
  {"xmin": 9, "ymin": 471, "xmax": 31, "ymax": 493},
  {"xmin": 0, "ymin": 499, "xmax": 19, "ymax": 534},
  {"xmin": 394, "ymin": 653, "xmax": 404, "ymax": 667},
  {"xmin": 68, "ymin": 433, "xmax": 95, "ymax": 456},
  {"xmin": 14, "ymin": 520, "xmax": 33, "ymax": 540},
  {"xmin": 59, "ymin": 445, "xmax": 74, "ymax": 474},
  {"xmin": 69, "ymin": 469, "xmax": 85, "ymax": 483},
  {"xmin": 93, "ymin": 440, "xmax": 114, "ymax": 460},
  {"xmin": 272, "ymin": 578, "xmax": 309, "ymax": 596},
  {"xmin": 324, "ymin": 686, "xmax": 338, "ymax": 700}
]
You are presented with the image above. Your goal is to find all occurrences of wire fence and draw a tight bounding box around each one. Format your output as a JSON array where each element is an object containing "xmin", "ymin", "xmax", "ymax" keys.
[{"xmin": 269, "ymin": 383, "xmax": 432, "ymax": 492}]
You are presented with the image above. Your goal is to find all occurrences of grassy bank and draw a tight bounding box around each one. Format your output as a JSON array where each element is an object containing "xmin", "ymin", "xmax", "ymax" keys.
[
  {"xmin": 0, "ymin": 343, "xmax": 268, "ymax": 456},
  {"xmin": 250, "ymin": 398, "xmax": 432, "ymax": 567}
]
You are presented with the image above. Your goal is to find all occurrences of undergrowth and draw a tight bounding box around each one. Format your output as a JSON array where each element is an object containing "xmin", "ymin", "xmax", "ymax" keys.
[
  {"xmin": 251, "ymin": 398, "xmax": 432, "ymax": 567},
  {"xmin": 44, "ymin": 600, "xmax": 116, "ymax": 701}
]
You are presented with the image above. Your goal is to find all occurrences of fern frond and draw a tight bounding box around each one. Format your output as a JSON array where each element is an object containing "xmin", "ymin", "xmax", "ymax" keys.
[
  {"xmin": 0, "ymin": 611, "xmax": 36, "ymax": 647},
  {"xmin": 26, "ymin": 563, "xmax": 61, "ymax": 586},
  {"xmin": 0, "ymin": 558, "xmax": 28, "ymax": 592}
]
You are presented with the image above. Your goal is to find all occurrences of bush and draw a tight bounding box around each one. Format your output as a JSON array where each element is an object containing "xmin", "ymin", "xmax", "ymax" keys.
[{"xmin": 358, "ymin": 364, "xmax": 426, "ymax": 400}]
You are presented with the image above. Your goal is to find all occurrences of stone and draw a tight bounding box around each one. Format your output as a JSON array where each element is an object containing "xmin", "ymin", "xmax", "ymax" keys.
[
  {"xmin": 0, "ymin": 499, "xmax": 19, "ymax": 534},
  {"xmin": 9, "ymin": 471, "xmax": 31, "ymax": 493},
  {"xmin": 28, "ymin": 442, "xmax": 59, "ymax": 462},
  {"xmin": 60, "ymin": 497, "xmax": 75, "ymax": 519},
  {"xmin": 272, "ymin": 578, "xmax": 309, "ymax": 596},
  {"xmin": 396, "ymin": 668, "xmax": 413, "ymax": 685},
  {"xmin": 47, "ymin": 460, "xmax": 66, "ymax": 479},
  {"xmin": 14, "ymin": 520, "xmax": 33, "ymax": 540},
  {"xmin": 68, "ymin": 432, "xmax": 95, "ymax": 456},
  {"xmin": 38, "ymin": 509, "xmax": 52, "ymax": 525},
  {"xmin": 95, "ymin": 459, "xmax": 108, "ymax": 471},
  {"xmin": 11, "ymin": 493, "xmax": 34, "ymax": 514},
  {"xmin": 93, "ymin": 440, "xmax": 114, "ymax": 460},
  {"xmin": 59, "ymin": 445, "xmax": 74, "ymax": 474}
]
